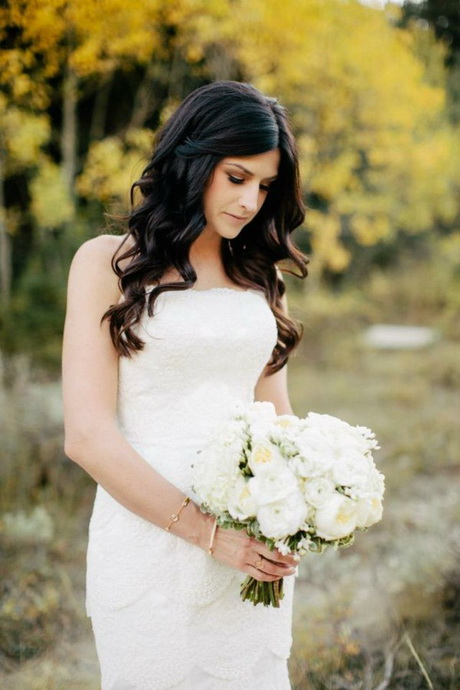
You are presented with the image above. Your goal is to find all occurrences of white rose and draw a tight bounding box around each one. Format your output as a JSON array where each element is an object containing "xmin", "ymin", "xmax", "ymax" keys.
[
  {"xmin": 228, "ymin": 477, "xmax": 258, "ymax": 521},
  {"xmin": 302, "ymin": 477, "xmax": 336, "ymax": 508},
  {"xmin": 257, "ymin": 491, "xmax": 308, "ymax": 539},
  {"xmin": 249, "ymin": 468, "xmax": 298, "ymax": 505},
  {"xmin": 355, "ymin": 496, "xmax": 383, "ymax": 528},
  {"xmin": 314, "ymin": 492, "xmax": 358, "ymax": 541}
]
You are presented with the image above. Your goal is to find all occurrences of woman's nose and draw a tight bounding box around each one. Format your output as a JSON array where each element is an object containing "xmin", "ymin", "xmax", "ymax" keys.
[{"xmin": 238, "ymin": 184, "xmax": 259, "ymax": 213}]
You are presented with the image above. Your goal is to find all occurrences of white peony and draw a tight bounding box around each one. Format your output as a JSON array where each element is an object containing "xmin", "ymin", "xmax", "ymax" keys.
[
  {"xmin": 305, "ymin": 413, "xmax": 379, "ymax": 455},
  {"xmin": 249, "ymin": 468, "xmax": 299, "ymax": 505},
  {"xmin": 314, "ymin": 492, "xmax": 359, "ymax": 540},
  {"xmin": 257, "ymin": 491, "xmax": 308, "ymax": 539},
  {"xmin": 289, "ymin": 447, "xmax": 331, "ymax": 479},
  {"xmin": 330, "ymin": 451, "xmax": 373, "ymax": 489}
]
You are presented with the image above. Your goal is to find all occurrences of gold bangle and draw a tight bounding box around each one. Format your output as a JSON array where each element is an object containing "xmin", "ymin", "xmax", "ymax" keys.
[
  {"xmin": 165, "ymin": 497, "xmax": 190, "ymax": 532},
  {"xmin": 208, "ymin": 517, "xmax": 218, "ymax": 556}
]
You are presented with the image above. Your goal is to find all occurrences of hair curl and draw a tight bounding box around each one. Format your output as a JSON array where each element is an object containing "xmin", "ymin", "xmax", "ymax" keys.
[{"xmin": 103, "ymin": 81, "xmax": 308, "ymax": 374}]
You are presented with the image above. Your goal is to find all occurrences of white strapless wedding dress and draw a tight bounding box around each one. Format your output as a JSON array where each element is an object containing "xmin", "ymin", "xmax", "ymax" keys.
[{"xmin": 86, "ymin": 286, "xmax": 295, "ymax": 689}]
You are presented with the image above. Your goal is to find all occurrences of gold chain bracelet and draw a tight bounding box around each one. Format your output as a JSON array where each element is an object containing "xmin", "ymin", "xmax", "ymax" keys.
[
  {"xmin": 165, "ymin": 496, "xmax": 190, "ymax": 532},
  {"xmin": 208, "ymin": 517, "xmax": 219, "ymax": 556}
]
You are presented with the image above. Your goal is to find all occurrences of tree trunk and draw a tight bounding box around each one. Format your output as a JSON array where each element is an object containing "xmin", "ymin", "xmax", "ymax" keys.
[
  {"xmin": 89, "ymin": 75, "xmax": 113, "ymax": 142},
  {"xmin": 61, "ymin": 64, "xmax": 78, "ymax": 207},
  {"xmin": 0, "ymin": 145, "xmax": 11, "ymax": 309},
  {"xmin": 129, "ymin": 61, "xmax": 162, "ymax": 130}
]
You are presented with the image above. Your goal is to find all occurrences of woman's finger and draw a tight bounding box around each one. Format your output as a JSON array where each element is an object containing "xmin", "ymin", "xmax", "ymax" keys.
[
  {"xmin": 247, "ymin": 554, "xmax": 296, "ymax": 579},
  {"xmin": 254, "ymin": 544, "xmax": 297, "ymax": 568},
  {"xmin": 246, "ymin": 565, "xmax": 281, "ymax": 583}
]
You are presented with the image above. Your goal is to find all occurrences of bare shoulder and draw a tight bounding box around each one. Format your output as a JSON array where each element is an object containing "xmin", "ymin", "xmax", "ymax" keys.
[
  {"xmin": 69, "ymin": 234, "xmax": 134, "ymax": 301},
  {"xmin": 71, "ymin": 233, "xmax": 131, "ymax": 268}
]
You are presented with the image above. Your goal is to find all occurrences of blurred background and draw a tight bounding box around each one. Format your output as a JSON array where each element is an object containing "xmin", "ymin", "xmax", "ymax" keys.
[{"xmin": 1, "ymin": 0, "xmax": 459, "ymax": 687}]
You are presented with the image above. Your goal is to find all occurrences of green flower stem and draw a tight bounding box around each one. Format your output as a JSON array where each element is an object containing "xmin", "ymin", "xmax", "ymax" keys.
[{"xmin": 240, "ymin": 576, "xmax": 285, "ymax": 608}]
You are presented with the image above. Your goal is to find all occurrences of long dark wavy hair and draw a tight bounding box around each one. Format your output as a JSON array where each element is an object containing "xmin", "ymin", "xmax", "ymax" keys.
[{"xmin": 103, "ymin": 80, "xmax": 308, "ymax": 374}]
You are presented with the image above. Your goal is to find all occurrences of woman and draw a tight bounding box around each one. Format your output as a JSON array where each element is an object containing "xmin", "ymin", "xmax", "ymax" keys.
[{"xmin": 63, "ymin": 80, "xmax": 308, "ymax": 689}]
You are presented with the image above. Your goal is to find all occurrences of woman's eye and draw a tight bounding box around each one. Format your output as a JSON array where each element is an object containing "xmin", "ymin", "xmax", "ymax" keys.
[
  {"xmin": 260, "ymin": 184, "xmax": 271, "ymax": 193},
  {"xmin": 228, "ymin": 175, "xmax": 244, "ymax": 185}
]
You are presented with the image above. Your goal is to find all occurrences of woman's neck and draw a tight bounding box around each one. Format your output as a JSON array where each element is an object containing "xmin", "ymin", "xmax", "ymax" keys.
[{"xmin": 189, "ymin": 231, "xmax": 224, "ymax": 272}]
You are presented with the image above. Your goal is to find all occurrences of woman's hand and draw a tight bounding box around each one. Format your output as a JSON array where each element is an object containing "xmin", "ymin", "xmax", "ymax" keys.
[{"xmin": 208, "ymin": 522, "xmax": 298, "ymax": 582}]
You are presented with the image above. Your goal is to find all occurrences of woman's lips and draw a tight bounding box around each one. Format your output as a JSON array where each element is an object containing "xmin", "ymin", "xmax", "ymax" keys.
[{"xmin": 224, "ymin": 212, "xmax": 249, "ymax": 221}]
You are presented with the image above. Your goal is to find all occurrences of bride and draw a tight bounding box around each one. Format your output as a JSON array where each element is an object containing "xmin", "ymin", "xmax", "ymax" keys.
[{"xmin": 62, "ymin": 80, "xmax": 308, "ymax": 689}]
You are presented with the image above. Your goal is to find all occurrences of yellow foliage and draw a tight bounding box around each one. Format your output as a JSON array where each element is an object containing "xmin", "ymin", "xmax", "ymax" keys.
[
  {"xmin": 76, "ymin": 129, "xmax": 155, "ymax": 205},
  {"xmin": 350, "ymin": 215, "xmax": 392, "ymax": 246},
  {"xmin": 0, "ymin": 95, "xmax": 50, "ymax": 173},
  {"xmin": 3, "ymin": 0, "xmax": 164, "ymax": 82},
  {"xmin": 222, "ymin": 0, "xmax": 454, "ymax": 271},
  {"xmin": 308, "ymin": 211, "xmax": 351, "ymax": 273},
  {"xmin": 30, "ymin": 159, "xmax": 75, "ymax": 229},
  {"xmin": 2, "ymin": 0, "xmax": 460, "ymax": 275}
]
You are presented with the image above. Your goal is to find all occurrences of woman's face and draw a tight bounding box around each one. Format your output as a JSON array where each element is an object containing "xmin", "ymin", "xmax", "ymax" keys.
[{"xmin": 202, "ymin": 148, "xmax": 280, "ymax": 241}]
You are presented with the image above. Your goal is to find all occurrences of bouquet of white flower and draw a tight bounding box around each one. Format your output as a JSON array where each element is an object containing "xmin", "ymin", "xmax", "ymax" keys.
[{"xmin": 192, "ymin": 401, "xmax": 385, "ymax": 607}]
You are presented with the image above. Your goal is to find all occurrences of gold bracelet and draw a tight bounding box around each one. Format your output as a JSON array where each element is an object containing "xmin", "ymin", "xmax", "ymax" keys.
[
  {"xmin": 208, "ymin": 517, "xmax": 219, "ymax": 556},
  {"xmin": 165, "ymin": 496, "xmax": 190, "ymax": 532}
]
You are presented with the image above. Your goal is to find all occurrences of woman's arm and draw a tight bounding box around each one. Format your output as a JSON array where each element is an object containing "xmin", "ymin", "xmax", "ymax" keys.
[
  {"xmin": 254, "ymin": 364, "xmax": 293, "ymax": 415},
  {"xmin": 63, "ymin": 236, "xmax": 297, "ymax": 581},
  {"xmin": 254, "ymin": 285, "xmax": 294, "ymax": 415},
  {"xmin": 62, "ymin": 235, "xmax": 210, "ymax": 547}
]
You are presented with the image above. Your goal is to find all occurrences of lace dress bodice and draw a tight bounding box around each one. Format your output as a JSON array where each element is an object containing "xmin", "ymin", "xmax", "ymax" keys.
[
  {"xmin": 86, "ymin": 287, "xmax": 295, "ymax": 689},
  {"xmin": 116, "ymin": 287, "xmax": 278, "ymax": 491}
]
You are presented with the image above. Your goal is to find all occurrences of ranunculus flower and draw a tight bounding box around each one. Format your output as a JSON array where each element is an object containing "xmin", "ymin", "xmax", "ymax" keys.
[
  {"xmin": 302, "ymin": 477, "xmax": 336, "ymax": 508},
  {"xmin": 228, "ymin": 477, "xmax": 257, "ymax": 521},
  {"xmin": 193, "ymin": 403, "xmax": 384, "ymax": 608},
  {"xmin": 248, "ymin": 441, "xmax": 284, "ymax": 476},
  {"xmin": 257, "ymin": 491, "xmax": 308, "ymax": 539},
  {"xmin": 289, "ymin": 451, "xmax": 330, "ymax": 479},
  {"xmin": 355, "ymin": 496, "xmax": 383, "ymax": 528},
  {"xmin": 314, "ymin": 492, "xmax": 358, "ymax": 540}
]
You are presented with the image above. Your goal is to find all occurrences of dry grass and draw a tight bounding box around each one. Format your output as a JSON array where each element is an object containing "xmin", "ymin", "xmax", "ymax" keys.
[{"xmin": 1, "ymin": 255, "xmax": 459, "ymax": 688}]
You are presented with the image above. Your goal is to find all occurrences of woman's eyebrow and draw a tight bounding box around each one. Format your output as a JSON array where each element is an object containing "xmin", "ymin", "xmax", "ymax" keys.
[{"xmin": 226, "ymin": 162, "xmax": 278, "ymax": 182}]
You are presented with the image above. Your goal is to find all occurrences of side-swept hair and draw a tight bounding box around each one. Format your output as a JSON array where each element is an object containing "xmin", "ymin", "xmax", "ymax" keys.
[{"xmin": 103, "ymin": 81, "xmax": 308, "ymax": 373}]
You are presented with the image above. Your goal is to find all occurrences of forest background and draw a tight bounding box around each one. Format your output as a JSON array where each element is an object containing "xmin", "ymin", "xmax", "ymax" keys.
[{"xmin": 1, "ymin": 0, "xmax": 459, "ymax": 688}]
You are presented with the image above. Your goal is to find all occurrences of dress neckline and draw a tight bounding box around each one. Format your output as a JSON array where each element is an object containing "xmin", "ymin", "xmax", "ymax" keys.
[
  {"xmin": 191, "ymin": 286, "xmax": 250, "ymax": 294},
  {"xmin": 145, "ymin": 284, "xmax": 261, "ymax": 296}
]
